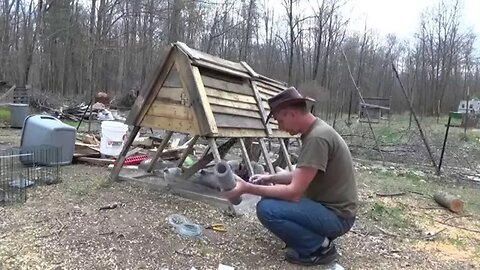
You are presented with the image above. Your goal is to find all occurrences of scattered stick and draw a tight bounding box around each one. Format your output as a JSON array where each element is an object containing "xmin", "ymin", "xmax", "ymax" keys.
[
  {"xmin": 443, "ymin": 214, "xmax": 472, "ymax": 223},
  {"xmin": 99, "ymin": 231, "xmax": 115, "ymax": 236},
  {"xmin": 433, "ymin": 218, "xmax": 480, "ymax": 234},
  {"xmin": 425, "ymin": 228, "xmax": 447, "ymax": 240},
  {"xmin": 418, "ymin": 206, "xmax": 443, "ymax": 210},
  {"xmin": 406, "ymin": 190, "xmax": 428, "ymax": 197},
  {"xmin": 375, "ymin": 225, "xmax": 400, "ymax": 238},
  {"xmin": 375, "ymin": 191, "xmax": 406, "ymax": 197},
  {"xmin": 99, "ymin": 203, "xmax": 118, "ymax": 211},
  {"xmin": 343, "ymin": 51, "xmax": 385, "ymax": 165},
  {"xmin": 392, "ymin": 64, "xmax": 438, "ymax": 173}
]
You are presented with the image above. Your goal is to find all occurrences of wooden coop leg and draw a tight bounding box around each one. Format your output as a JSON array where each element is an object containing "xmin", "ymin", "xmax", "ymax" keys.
[
  {"xmin": 207, "ymin": 137, "xmax": 238, "ymax": 215},
  {"xmin": 147, "ymin": 131, "xmax": 173, "ymax": 172},
  {"xmin": 259, "ymin": 138, "xmax": 275, "ymax": 173},
  {"xmin": 207, "ymin": 137, "xmax": 221, "ymax": 162},
  {"xmin": 110, "ymin": 126, "xmax": 141, "ymax": 181},
  {"xmin": 182, "ymin": 138, "xmax": 237, "ymax": 179},
  {"xmin": 279, "ymin": 138, "xmax": 293, "ymax": 171},
  {"xmin": 239, "ymin": 138, "xmax": 254, "ymax": 177},
  {"xmin": 177, "ymin": 135, "xmax": 199, "ymax": 168}
]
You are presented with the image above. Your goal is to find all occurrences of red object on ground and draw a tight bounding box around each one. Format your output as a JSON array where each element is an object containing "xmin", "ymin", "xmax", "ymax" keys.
[{"xmin": 115, "ymin": 155, "xmax": 148, "ymax": 166}]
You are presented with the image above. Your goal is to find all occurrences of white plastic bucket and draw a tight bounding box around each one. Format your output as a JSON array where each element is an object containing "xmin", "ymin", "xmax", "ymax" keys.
[{"xmin": 100, "ymin": 121, "xmax": 128, "ymax": 157}]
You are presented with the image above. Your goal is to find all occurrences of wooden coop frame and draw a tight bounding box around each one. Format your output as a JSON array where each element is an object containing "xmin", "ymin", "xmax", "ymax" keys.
[
  {"xmin": 110, "ymin": 42, "xmax": 300, "ymax": 212},
  {"xmin": 358, "ymin": 97, "xmax": 391, "ymax": 123}
]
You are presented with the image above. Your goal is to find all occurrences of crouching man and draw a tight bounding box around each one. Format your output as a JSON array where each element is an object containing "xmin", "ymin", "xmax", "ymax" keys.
[{"xmin": 224, "ymin": 87, "xmax": 358, "ymax": 266}]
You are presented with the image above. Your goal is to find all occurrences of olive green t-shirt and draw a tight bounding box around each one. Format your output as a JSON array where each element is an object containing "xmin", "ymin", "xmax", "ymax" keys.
[{"xmin": 297, "ymin": 118, "xmax": 358, "ymax": 218}]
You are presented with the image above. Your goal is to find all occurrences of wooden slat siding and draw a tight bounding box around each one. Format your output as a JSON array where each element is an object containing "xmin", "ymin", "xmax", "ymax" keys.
[
  {"xmin": 250, "ymin": 79, "xmax": 272, "ymax": 135},
  {"xmin": 208, "ymin": 96, "xmax": 258, "ymax": 111},
  {"xmin": 257, "ymin": 86, "xmax": 279, "ymax": 97},
  {"xmin": 193, "ymin": 60, "xmax": 250, "ymax": 79},
  {"xmin": 212, "ymin": 128, "xmax": 292, "ymax": 138},
  {"xmin": 256, "ymin": 79, "xmax": 286, "ymax": 92},
  {"xmin": 143, "ymin": 115, "xmax": 198, "ymax": 134},
  {"xmin": 210, "ymin": 104, "xmax": 262, "ymax": 119},
  {"xmin": 205, "ymin": 87, "xmax": 256, "ymax": 104},
  {"xmin": 190, "ymin": 52, "xmax": 248, "ymax": 74},
  {"xmin": 146, "ymin": 102, "xmax": 193, "ymax": 120},
  {"xmin": 126, "ymin": 46, "xmax": 176, "ymax": 125},
  {"xmin": 201, "ymin": 73, "xmax": 252, "ymax": 96},
  {"xmin": 156, "ymin": 87, "xmax": 186, "ymax": 104},
  {"xmin": 260, "ymin": 93, "xmax": 272, "ymax": 101},
  {"xmin": 258, "ymin": 75, "xmax": 288, "ymax": 88},
  {"xmin": 214, "ymin": 113, "xmax": 265, "ymax": 129},
  {"xmin": 175, "ymin": 49, "xmax": 218, "ymax": 135}
]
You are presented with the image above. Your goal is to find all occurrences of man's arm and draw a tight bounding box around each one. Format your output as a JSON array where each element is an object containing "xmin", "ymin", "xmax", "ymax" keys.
[
  {"xmin": 270, "ymin": 171, "xmax": 293, "ymax": 185},
  {"xmin": 243, "ymin": 166, "xmax": 317, "ymax": 202}
]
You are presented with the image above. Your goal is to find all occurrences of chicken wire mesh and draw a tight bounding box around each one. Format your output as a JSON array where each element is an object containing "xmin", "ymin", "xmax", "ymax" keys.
[{"xmin": 0, "ymin": 145, "xmax": 61, "ymax": 205}]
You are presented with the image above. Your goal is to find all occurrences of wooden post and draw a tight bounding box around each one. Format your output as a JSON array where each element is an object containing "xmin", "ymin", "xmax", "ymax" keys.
[
  {"xmin": 279, "ymin": 138, "xmax": 293, "ymax": 171},
  {"xmin": 438, "ymin": 114, "xmax": 452, "ymax": 175},
  {"xmin": 177, "ymin": 135, "xmax": 199, "ymax": 167},
  {"xmin": 110, "ymin": 126, "xmax": 141, "ymax": 181},
  {"xmin": 208, "ymin": 137, "xmax": 221, "ymax": 162},
  {"xmin": 239, "ymin": 138, "xmax": 254, "ymax": 177},
  {"xmin": 259, "ymin": 138, "xmax": 274, "ymax": 173},
  {"xmin": 464, "ymin": 87, "xmax": 470, "ymax": 134},
  {"xmin": 343, "ymin": 51, "xmax": 385, "ymax": 165},
  {"xmin": 392, "ymin": 64, "xmax": 437, "ymax": 169},
  {"xmin": 147, "ymin": 131, "xmax": 173, "ymax": 172}
]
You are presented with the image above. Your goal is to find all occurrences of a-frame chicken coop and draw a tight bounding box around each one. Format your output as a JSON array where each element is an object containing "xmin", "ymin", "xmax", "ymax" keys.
[{"xmin": 110, "ymin": 42, "xmax": 302, "ymax": 210}]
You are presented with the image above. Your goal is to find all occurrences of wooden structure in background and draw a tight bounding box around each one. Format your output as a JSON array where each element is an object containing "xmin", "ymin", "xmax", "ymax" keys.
[
  {"xmin": 110, "ymin": 42, "xmax": 300, "ymax": 211},
  {"xmin": 358, "ymin": 97, "xmax": 391, "ymax": 123}
]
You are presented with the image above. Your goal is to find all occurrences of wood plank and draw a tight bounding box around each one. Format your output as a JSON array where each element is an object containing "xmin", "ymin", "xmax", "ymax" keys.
[
  {"xmin": 210, "ymin": 104, "xmax": 262, "ymax": 119},
  {"xmin": 257, "ymin": 75, "xmax": 288, "ymax": 88},
  {"xmin": 257, "ymin": 86, "xmax": 280, "ymax": 97},
  {"xmin": 177, "ymin": 135, "xmax": 199, "ymax": 167},
  {"xmin": 259, "ymin": 92, "xmax": 273, "ymax": 101},
  {"xmin": 201, "ymin": 74, "xmax": 252, "ymax": 96},
  {"xmin": 147, "ymin": 131, "xmax": 173, "ymax": 172},
  {"xmin": 255, "ymin": 80, "xmax": 286, "ymax": 93},
  {"xmin": 213, "ymin": 128, "xmax": 293, "ymax": 138},
  {"xmin": 155, "ymin": 87, "xmax": 190, "ymax": 107},
  {"xmin": 192, "ymin": 66, "xmax": 218, "ymax": 134},
  {"xmin": 205, "ymin": 87, "xmax": 256, "ymax": 104},
  {"xmin": 259, "ymin": 138, "xmax": 275, "ymax": 173},
  {"xmin": 279, "ymin": 138, "xmax": 293, "ymax": 171},
  {"xmin": 208, "ymin": 96, "xmax": 259, "ymax": 111},
  {"xmin": 251, "ymin": 80, "xmax": 272, "ymax": 135},
  {"xmin": 189, "ymin": 48, "xmax": 248, "ymax": 74},
  {"xmin": 193, "ymin": 59, "xmax": 250, "ymax": 79},
  {"xmin": 214, "ymin": 113, "xmax": 265, "ymax": 129},
  {"xmin": 175, "ymin": 49, "xmax": 218, "ymax": 135},
  {"xmin": 147, "ymin": 102, "xmax": 193, "ymax": 120},
  {"xmin": 239, "ymin": 138, "xmax": 254, "ymax": 177},
  {"xmin": 143, "ymin": 115, "xmax": 198, "ymax": 134}
]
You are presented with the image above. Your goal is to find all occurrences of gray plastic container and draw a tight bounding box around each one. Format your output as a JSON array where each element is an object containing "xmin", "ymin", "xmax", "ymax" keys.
[
  {"xmin": 9, "ymin": 103, "xmax": 30, "ymax": 128},
  {"xmin": 21, "ymin": 115, "xmax": 76, "ymax": 165}
]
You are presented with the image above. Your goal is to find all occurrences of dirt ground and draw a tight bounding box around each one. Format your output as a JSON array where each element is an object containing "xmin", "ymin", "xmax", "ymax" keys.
[{"xmin": 1, "ymin": 123, "xmax": 480, "ymax": 270}]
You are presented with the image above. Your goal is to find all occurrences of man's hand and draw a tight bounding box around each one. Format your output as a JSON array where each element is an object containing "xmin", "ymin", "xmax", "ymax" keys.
[
  {"xmin": 224, "ymin": 175, "xmax": 249, "ymax": 201},
  {"xmin": 249, "ymin": 174, "xmax": 273, "ymax": 185}
]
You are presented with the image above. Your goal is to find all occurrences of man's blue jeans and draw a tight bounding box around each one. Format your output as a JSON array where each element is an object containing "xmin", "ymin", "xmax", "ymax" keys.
[{"xmin": 256, "ymin": 197, "xmax": 355, "ymax": 257}]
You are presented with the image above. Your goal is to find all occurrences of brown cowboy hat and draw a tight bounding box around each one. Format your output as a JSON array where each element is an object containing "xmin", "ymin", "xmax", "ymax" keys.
[{"xmin": 265, "ymin": 87, "xmax": 315, "ymax": 124}]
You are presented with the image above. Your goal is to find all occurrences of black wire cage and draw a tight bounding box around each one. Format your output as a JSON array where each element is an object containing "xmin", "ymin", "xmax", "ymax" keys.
[{"xmin": 0, "ymin": 145, "xmax": 61, "ymax": 204}]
